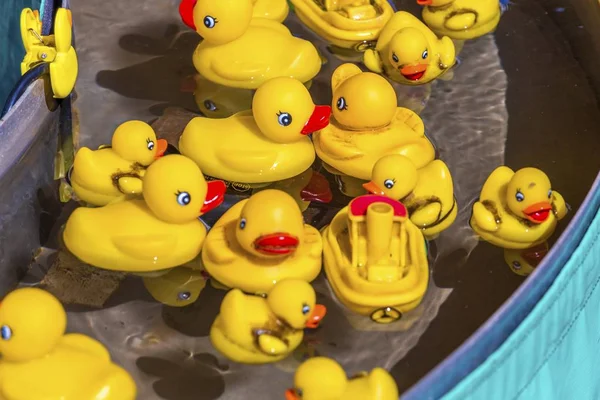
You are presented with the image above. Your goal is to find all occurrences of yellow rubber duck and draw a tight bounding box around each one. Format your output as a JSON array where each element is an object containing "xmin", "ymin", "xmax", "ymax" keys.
[
  {"xmin": 185, "ymin": 0, "xmax": 321, "ymax": 89},
  {"xmin": 363, "ymin": 11, "xmax": 456, "ymax": 85},
  {"xmin": 470, "ymin": 166, "xmax": 568, "ymax": 250},
  {"xmin": 417, "ymin": 0, "xmax": 504, "ymax": 40},
  {"xmin": 285, "ymin": 357, "xmax": 398, "ymax": 400},
  {"xmin": 69, "ymin": 120, "xmax": 168, "ymax": 206},
  {"xmin": 313, "ymin": 63, "xmax": 435, "ymax": 181},
  {"xmin": 363, "ymin": 154, "xmax": 457, "ymax": 238},
  {"xmin": 63, "ymin": 155, "xmax": 226, "ymax": 273},
  {"xmin": 180, "ymin": 0, "xmax": 289, "ymax": 25},
  {"xmin": 210, "ymin": 279, "xmax": 327, "ymax": 364},
  {"xmin": 0, "ymin": 288, "xmax": 136, "ymax": 400},
  {"xmin": 179, "ymin": 77, "xmax": 331, "ymax": 185},
  {"xmin": 203, "ymin": 189, "xmax": 323, "ymax": 294}
]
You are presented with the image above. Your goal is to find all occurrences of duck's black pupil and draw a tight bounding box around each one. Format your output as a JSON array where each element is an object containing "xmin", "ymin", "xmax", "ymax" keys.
[
  {"xmin": 283, "ymin": 116, "xmax": 290, "ymax": 124},
  {"xmin": 513, "ymin": 261, "xmax": 521, "ymax": 269},
  {"xmin": 337, "ymin": 98, "xmax": 344, "ymax": 109},
  {"xmin": 204, "ymin": 100, "xmax": 216, "ymax": 110},
  {"xmin": 385, "ymin": 181, "xmax": 393, "ymax": 189}
]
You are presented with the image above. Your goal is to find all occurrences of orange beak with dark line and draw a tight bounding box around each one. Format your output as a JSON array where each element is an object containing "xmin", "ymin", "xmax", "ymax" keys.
[
  {"xmin": 400, "ymin": 64, "xmax": 429, "ymax": 81},
  {"xmin": 416, "ymin": 0, "xmax": 433, "ymax": 5},
  {"xmin": 253, "ymin": 233, "xmax": 300, "ymax": 255},
  {"xmin": 301, "ymin": 105, "xmax": 331, "ymax": 135},
  {"xmin": 285, "ymin": 388, "xmax": 301, "ymax": 400},
  {"xmin": 523, "ymin": 201, "xmax": 553, "ymax": 224},
  {"xmin": 363, "ymin": 181, "xmax": 385, "ymax": 195},
  {"xmin": 200, "ymin": 180, "xmax": 227, "ymax": 215},
  {"xmin": 155, "ymin": 139, "xmax": 169, "ymax": 159},
  {"xmin": 305, "ymin": 304, "xmax": 327, "ymax": 329}
]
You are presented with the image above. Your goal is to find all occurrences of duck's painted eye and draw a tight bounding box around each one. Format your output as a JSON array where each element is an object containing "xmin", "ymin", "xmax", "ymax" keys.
[
  {"xmin": 203, "ymin": 100, "xmax": 217, "ymax": 112},
  {"xmin": 548, "ymin": 189, "xmax": 552, "ymax": 199},
  {"xmin": 277, "ymin": 111, "xmax": 292, "ymax": 127},
  {"xmin": 176, "ymin": 191, "xmax": 191, "ymax": 206},
  {"xmin": 515, "ymin": 191, "xmax": 524, "ymax": 202},
  {"xmin": 239, "ymin": 218, "xmax": 247, "ymax": 229},
  {"xmin": 336, "ymin": 97, "xmax": 347, "ymax": 111},
  {"xmin": 302, "ymin": 304, "xmax": 311, "ymax": 315},
  {"xmin": 422, "ymin": 49, "xmax": 428, "ymax": 59},
  {"xmin": 1, "ymin": 325, "xmax": 12, "ymax": 340},
  {"xmin": 392, "ymin": 52, "xmax": 399, "ymax": 63},
  {"xmin": 146, "ymin": 139, "xmax": 155, "ymax": 151},
  {"xmin": 203, "ymin": 16, "xmax": 217, "ymax": 28},
  {"xmin": 512, "ymin": 261, "xmax": 522, "ymax": 270},
  {"xmin": 384, "ymin": 179, "xmax": 395, "ymax": 189}
]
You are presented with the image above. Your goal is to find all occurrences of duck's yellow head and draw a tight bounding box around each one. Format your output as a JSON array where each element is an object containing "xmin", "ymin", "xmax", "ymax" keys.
[
  {"xmin": 192, "ymin": 0, "xmax": 253, "ymax": 45},
  {"xmin": 253, "ymin": 77, "xmax": 331, "ymax": 144},
  {"xmin": 267, "ymin": 279, "xmax": 327, "ymax": 330},
  {"xmin": 506, "ymin": 167, "xmax": 554, "ymax": 224},
  {"xmin": 331, "ymin": 63, "xmax": 397, "ymax": 130},
  {"xmin": 236, "ymin": 189, "xmax": 304, "ymax": 258},
  {"xmin": 111, "ymin": 120, "xmax": 168, "ymax": 166},
  {"xmin": 286, "ymin": 357, "xmax": 347, "ymax": 400},
  {"xmin": 416, "ymin": 0, "xmax": 455, "ymax": 6},
  {"xmin": 0, "ymin": 288, "xmax": 67, "ymax": 363},
  {"xmin": 388, "ymin": 28, "xmax": 432, "ymax": 82},
  {"xmin": 143, "ymin": 155, "xmax": 226, "ymax": 223},
  {"xmin": 363, "ymin": 155, "xmax": 418, "ymax": 200}
]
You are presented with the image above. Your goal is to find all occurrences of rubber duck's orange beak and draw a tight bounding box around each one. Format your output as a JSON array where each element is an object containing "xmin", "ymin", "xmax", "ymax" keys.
[
  {"xmin": 301, "ymin": 105, "xmax": 331, "ymax": 135},
  {"xmin": 363, "ymin": 181, "xmax": 385, "ymax": 195},
  {"xmin": 417, "ymin": 0, "xmax": 433, "ymax": 5},
  {"xmin": 300, "ymin": 171, "xmax": 332, "ymax": 203},
  {"xmin": 155, "ymin": 139, "xmax": 169, "ymax": 159},
  {"xmin": 521, "ymin": 243, "xmax": 549, "ymax": 267},
  {"xmin": 179, "ymin": 0, "xmax": 197, "ymax": 30},
  {"xmin": 522, "ymin": 201, "xmax": 553, "ymax": 224},
  {"xmin": 400, "ymin": 64, "xmax": 428, "ymax": 81},
  {"xmin": 285, "ymin": 389, "xmax": 301, "ymax": 400},
  {"xmin": 253, "ymin": 233, "xmax": 299, "ymax": 255},
  {"xmin": 201, "ymin": 180, "xmax": 226, "ymax": 214},
  {"xmin": 305, "ymin": 304, "xmax": 327, "ymax": 328}
]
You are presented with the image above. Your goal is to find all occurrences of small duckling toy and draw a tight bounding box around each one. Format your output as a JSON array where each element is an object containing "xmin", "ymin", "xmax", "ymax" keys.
[
  {"xmin": 504, "ymin": 242, "xmax": 549, "ymax": 277},
  {"xmin": 180, "ymin": 77, "xmax": 331, "ymax": 185},
  {"xmin": 69, "ymin": 120, "xmax": 168, "ymax": 206},
  {"xmin": 210, "ymin": 279, "xmax": 327, "ymax": 364},
  {"xmin": 180, "ymin": 0, "xmax": 321, "ymax": 89},
  {"xmin": 0, "ymin": 288, "xmax": 136, "ymax": 399},
  {"xmin": 180, "ymin": 0, "xmax": 289, "ymax": 25},
  {"xmin": 363, "ymin": 11, "xmax": 456, "ymax": 85},
  {"xmin": 313, "ymin": 63, "xmax": 435, "ymax": 181},
  {"xmin": 418, "ymin": 0, "xmax": 506, "ymax": 40},
  {"xmin": 285, "ymin": 357, "xmax": 398, "ymax": 400},
  {"xmin": 363, "ymin": 154, "xmax": 457, "ymax": 238},
  {"xmin": 63, "ymin": 155, "xmax": 226, "ymax": 273},
  {"xmin": 203, "ymin": 189, "xmax": 323, "ymax": 294},
  {"xmin": 470, "ymin": 166, "xmax": 568, "ymax": 250}
]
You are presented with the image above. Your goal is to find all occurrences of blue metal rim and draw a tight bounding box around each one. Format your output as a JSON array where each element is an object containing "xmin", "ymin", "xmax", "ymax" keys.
[{"xmin": 0, "ymin": 64, "xmax": 49, "ymax": 119}]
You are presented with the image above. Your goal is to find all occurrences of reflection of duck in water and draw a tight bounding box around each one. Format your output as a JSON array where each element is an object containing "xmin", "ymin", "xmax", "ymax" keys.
[
  {"xmin": 181, "ymin": 74, "xmax": 254, "ymax": 119},
  {"xmin": 504, "ymin": 242, "xmax": 549, "ymax": 277}
]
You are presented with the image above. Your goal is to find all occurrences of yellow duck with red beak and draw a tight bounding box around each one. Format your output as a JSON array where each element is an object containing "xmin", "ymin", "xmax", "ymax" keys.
[
  {"xmin": 363, "ymin": 11, "xmax": 456, "ymax": 85},
  {"xmin": 69, "ymin": 120, "xmax": 168, "ymax": 206},
  {"xmin": 202, "ymin": 189, "xmax": 323, "ymax": 294},
  {"xmin": 179, "ymin": 77, "xmax": 331, "ymax": 186},
  {"xmin": 470, "ymin": 166, "xmax": 568, "ymax": 250},
  {"xmin": 210, "ymin": 279, "xmax": 327, "ymax": 364}
]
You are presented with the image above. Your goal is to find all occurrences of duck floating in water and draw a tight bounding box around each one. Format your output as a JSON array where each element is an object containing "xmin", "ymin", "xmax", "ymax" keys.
[
  {"xmin": 63, "ymin": 155, "xmax": 226, "ymax": 273},
  {"xmin": 181, "ymin": 0, "xmax": 321, "ymax": 89},
  {"xmin": 0, "ymin": 288, "xmax": 136, "ymax": 400},
  {"xmin": 210, "ymin": 279, "xmax": 327, "ymax": 364},
  {"xmin": 417, "ymin": 0, "xmax": 506, "ymax": 40},
  {"xmin": 69, "ymin": 120, "xmax": 168, "ymax": 206},
  {"xmin": 180, "ymin": 0, "xmax": 289, "ymax": 25},
  {"xmin": 203, "ymin": 189, "xmax": 323, "ymax": 294},
  {"xmin": 285, "ymin": 356, "xmax": 398, "ymax": 400},
  {"xmin": 363, "ymin": 11, "xmax": 456, "ymax": 85},
  {"xmin": 363, "ymin": 154, "xmax": 457, "ymax": 238},
  {"xmin": 313, "ymin": 63, "xmax": 435, "ymax": 180},
  {"xmin": 470, "ymin": 166, "xmax": 568, "ymax": 250},
  {"xmin": 179, "ymin": 77, "xmax": 331, "ymax": 185}
]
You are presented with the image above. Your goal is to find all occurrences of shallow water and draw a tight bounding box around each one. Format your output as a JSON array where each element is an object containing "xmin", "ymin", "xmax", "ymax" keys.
[{"xmin": 18, "ymin": 0, "xmax": 600, "ymax": 398}]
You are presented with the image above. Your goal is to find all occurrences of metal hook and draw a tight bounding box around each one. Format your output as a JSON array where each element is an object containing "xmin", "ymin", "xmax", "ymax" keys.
[{"xmin": 28, "ymin": 28, "xmax": 44, "ymax": 43}]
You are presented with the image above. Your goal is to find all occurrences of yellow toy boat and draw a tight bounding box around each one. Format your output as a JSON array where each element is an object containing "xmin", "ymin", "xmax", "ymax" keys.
[
  {"xmin": 203, "ymin": 190, "xmax": 323, "ymax": 294},
  {"xmin": 289, "ymin": 0, "xmax": 394, "ymax": 51},
  {"xmin": 180, "ymin": 0, "xmax": 321, "ymax": 89},
  {"xmin": 179, "ymin": 77, "xmax": 331, "ymax": 185},
  {"xmin": 470, "ymin": 166, "xmax": 568, "ymax": 250},
  {"xmin": 210, "ymin": 279, "xmax": 327, "ymax": 364},
  {"xmin": 313, "ymin": 63, "xmax": 435, "ymax": 180},
  {"xmin": 322, "ymin": 195, "xmax": 429, "ymax": 323},
  {"xmin": 180, "ymin": 0, "xmax": 289, "ymax": 25},
  {"xmin": 0, "ymin": 288, "xmax": 136, "ymax": 400},
  {"xmin": 363, "ymin": 154, "xmax": 457, "ymax": 238},
  {"xmin": 286, "ymin": 357, "xmax": 398, "ymax": 400},
  {"xmin": 63, "ymin": 155, "xmax": 226, "ymax": 273},
  {"xmin": 504, "ymin": 242, "xmax": 549, "ymax": 277},
  {"xmin": 363, "ymin": 11, "xmax": 456, "ymax": 85},
  {"xmin": 69, "ymin": 120, "xmax": 168, "ymax": 206},
  {"xmin": 418, "ymin": 0, "xmax": 503, "ymax": 40}
]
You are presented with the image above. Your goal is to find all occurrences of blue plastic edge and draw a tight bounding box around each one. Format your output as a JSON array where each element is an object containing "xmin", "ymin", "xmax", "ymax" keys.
[{"xmin": 402, "ymin": 172, "xmax": 600, "ymax": 400}]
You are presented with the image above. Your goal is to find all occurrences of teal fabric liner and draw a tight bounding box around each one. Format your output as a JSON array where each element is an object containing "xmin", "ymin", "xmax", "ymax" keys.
[{"xmin": 444, "ymin": 200, "xmax": 600, "ymax": 399}]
